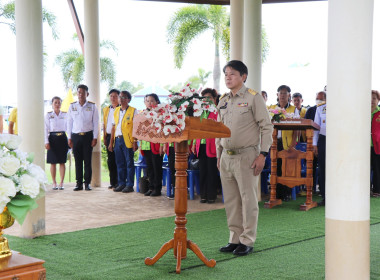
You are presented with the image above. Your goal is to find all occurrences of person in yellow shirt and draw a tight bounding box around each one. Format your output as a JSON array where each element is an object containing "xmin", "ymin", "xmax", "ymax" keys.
[
  {"xmin": 268, "ymin": 85, "xmax": 296, "ymax": 201},
  {"xmin": 108, "ymin": 91, "xmax": 138, "ymax": 193},
  {"xmin": 8, "ymin": 107, "xmax": 18, "ymax": 135}
]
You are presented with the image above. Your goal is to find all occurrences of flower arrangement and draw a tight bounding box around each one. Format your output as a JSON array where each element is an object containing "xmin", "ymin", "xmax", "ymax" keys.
[
  {"xmin": 268, "ymin": 107, "xmax": 287, "ymax": 123},
  {"xmin": 143, "ymin": 83, "xmax": 217, "ymax": 136},
  {"xmin": 0, "ymin": 134, "xmax": 46, "ymax": 225}
]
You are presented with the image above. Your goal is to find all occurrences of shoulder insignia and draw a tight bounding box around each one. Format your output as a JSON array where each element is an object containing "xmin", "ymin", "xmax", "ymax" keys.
[
  {"xmin": 248, "ymin": 89, "xmax": 258, "ymax": 96},
  {"xmin": 61, "ymin": 111, "xmax": 67, "ymax": 114},
  {"xmin": 220, "ymin": 93, "xmax": 228, "ymax": 100},
  {"xmin": 47, "ymin": 111, "xmax": 52, "ymax": 113},
  {"xmin": 317, "ymin": 102, "xmax": 326, "ymax": 107},
  {"xmin": 88, "ymin": 101, "xmax": 95, "ymax": 104},
  {"xmin": 70, "ymin": 101, "xmax": 77, "ymax": 104}
]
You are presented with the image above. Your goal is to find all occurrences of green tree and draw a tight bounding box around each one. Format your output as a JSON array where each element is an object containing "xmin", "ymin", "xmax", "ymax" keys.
[
  {"xmin": 55, "ymin": 37, "xmax": 117, "ymax": 90},
  {"xmin": 167, "ymin": 5, "xmax": 229, "ymax": 92},
  {"xmin": 187, "ymin": 68, "xmax": 212, "ymax": 90},
  {"xmin": 0, "ymin": 0, "xmax": 59, "ymax": 39},
  {"xmin": 167, "ymin": 5, "xmax": 269, "ymax": 91}
]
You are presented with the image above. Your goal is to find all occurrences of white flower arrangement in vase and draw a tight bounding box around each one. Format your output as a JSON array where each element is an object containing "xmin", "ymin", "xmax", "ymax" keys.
[{"xmin": 0, "ymin": 134, "xmax": 46, "ymax": 225}]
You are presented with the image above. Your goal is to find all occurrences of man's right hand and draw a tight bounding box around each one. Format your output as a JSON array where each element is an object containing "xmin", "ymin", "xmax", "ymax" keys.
[
  {"xmin": 68, "ymin": 139, "xmax": 73, "ymax": 149},
  {"xmin": 217, "ymin": 158, "xmax": 221, "ymax": 170},
  {"xmin": 103, "ymin": 136, "xmax": 107, "ymax": 146},
  {"xmin": 313, "ymin": 146, "xmax": 318, "ymax": 157},
  {"xmin": 108, "ymin": 144, "xmax": 113, "ymax": 152},
  {"xmin": 45, "ymin": 143, "xmax": 50, "ymax": 150}
]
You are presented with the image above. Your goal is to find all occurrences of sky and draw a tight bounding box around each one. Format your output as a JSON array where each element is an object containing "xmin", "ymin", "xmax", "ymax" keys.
[{"xmin": 0, "ymin": 0, "xmax": 380, "ymax": 109}]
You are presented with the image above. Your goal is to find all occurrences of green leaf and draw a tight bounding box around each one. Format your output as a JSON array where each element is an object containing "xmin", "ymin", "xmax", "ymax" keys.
[{"xmin": 7, "ymin": 194, "xmax": 38, "ymax": 225}]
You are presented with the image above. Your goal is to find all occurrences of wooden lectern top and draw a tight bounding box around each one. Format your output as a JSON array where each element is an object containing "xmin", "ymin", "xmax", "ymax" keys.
[
  {"xmin": 273, "ymin": 119, "xmax": 320, "ymax": 131},
  {"xmin": 133, "ymin": 114, "xmax": 231, "ymax": 143}
]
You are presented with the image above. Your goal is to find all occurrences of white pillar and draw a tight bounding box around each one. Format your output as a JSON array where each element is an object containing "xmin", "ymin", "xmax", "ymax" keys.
[
  {"xmin": 326, "ymin": 0, "xmax": 373, "ymax": 279},
  {"xmin": 84, "ymin": 0, "xmax": 101, "ymax": 187},
  {"xmin": 230, "ymin": 0, "xmax": 244, "ymax": 61},
  {"xmin": 243, "ymin": 0, "xmax": 261, "ymax": 92},
  {"xmin": 15, "ymin": 0, "xmax": 45, "ymax": 237}
]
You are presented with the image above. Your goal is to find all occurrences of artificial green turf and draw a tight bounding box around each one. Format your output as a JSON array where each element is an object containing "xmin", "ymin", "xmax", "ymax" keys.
[{"xmin": 4, "ymin": 197, "xmax": 380, "ymax": 279}]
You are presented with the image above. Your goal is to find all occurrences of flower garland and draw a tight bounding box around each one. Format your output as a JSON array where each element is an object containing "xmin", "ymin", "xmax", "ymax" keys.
[
  {"xmin": 0, "ymin": 134, "xmax": 46, "ymax": 224},
  {"xmin": 143, "ymin": 83, "xmax": 217, "ymax": 136}
]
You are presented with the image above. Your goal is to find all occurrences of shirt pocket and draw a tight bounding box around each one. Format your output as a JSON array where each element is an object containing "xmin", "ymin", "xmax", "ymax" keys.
[{"xmin": 238, "ymin": 107, "xmax": 252, "ymax": 125}]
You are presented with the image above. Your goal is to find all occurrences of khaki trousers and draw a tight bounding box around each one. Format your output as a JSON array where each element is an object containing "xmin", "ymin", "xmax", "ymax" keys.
[{"xmin": 220, "ymin": 147, "xmax": 259, "ymax": 247}]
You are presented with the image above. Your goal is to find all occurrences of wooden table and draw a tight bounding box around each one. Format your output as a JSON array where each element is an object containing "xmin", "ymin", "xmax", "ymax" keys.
[
  {"xmin": 133, "ymin": 115, "xmax": 230, "ymax": 273},
  {"xmin": 264, "ymin": 119, "xmax": 320, "ymax": 211},
  {"xmin": 0, "ymin": 251, "xmax": 45, "ymax": 280}
]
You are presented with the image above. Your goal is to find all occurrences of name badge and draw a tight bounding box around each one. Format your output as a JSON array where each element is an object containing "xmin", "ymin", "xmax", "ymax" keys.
[
  {"xmin": 322, "ymin": 107, "xmax": 326, "ymax": 114},
  {"xmin": 238, "ymin": 102, "xmax": 248, "ymax": 107},
  {"xmin": 50, "ymin": 115, "xmax": 55, "ymax": 119},
  {"xmin": 86, "ymin": 107, "xmax": 92, "ymax": 111},
  {"xmin": 220, "ymin": 102, "xmax": 228, "ymax": 109},
  {"xmin": 126, "ymin": 115, "xmax": 131, "ymax": 121}
]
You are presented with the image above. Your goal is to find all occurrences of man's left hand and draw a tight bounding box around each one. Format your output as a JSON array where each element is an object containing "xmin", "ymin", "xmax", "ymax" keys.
[
  {"xmin": 91, "ymin": 139, "xmax": 98, "ymax": 147},
  {"xmin": 133, "ymin": 141, "xmax": 138, "ymax": 152},
  {"xmin": 251, "ymin": 154, "xmax": 265, "ymax": 176}
]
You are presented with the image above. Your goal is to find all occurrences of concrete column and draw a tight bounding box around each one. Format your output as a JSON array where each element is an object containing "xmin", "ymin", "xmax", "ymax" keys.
[
  {"xmin": 243, "ymin": 0, "xmax": 261, "ymax": 92},
  {"xmin": 15, "ymin": 0, "xmax": 45, "ymax": 237},
  {"xmin": 84, "ymin": 0, "xmax": 101, "ymax": 187},
  {"xmin": 230, "ymin": 0, "xmax": 244, "ymax": 61},
  {"xmin": 326, "ymin": 0, "xmax": 373, "ymax": 279}
]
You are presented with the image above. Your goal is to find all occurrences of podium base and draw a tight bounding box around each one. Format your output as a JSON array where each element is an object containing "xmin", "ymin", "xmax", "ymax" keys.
[
  {"xmin": 300, "ymin": 201, "xmax": 318, "ymax": 211},
  {"xmin": 264, "ymin": 199, "xmax": 282, "ymax": 208},
  {"xmin": 145, "ymin": 238, "xmax": 216, "ymax": 274}
]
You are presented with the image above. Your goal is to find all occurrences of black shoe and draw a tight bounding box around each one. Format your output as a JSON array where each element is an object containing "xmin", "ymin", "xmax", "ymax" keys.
[
  {"xmin": 318, "ymin": 199, "xmax": 325, "ymax": 206},
  {"xmin": 167, "ymin": 194, "xmax": 175, "ymax": 200},
  {"xmin": 85, "ymin": 184, "xmax": 92, "ymax": 191},
  {"xmin": 219, "ymin": 243, "xmax": 239, "ymax": 253},
  {"xmin": 150, "ymin": 190, "xmax": 161, "ymax": 197},
  {"xmin": 144, "ymin": 190, "xmax": 152, "ymax": 196},
  {"xmin": 108, "ymin": 185, "xmax": 115, "ymax": 189},
  {"xmin": 122, "ymin": 186, "xmax": 134, "ymax": 193},
  {"xmin": 114, "ymin": 185, "xmax": 125, "ymax": 192},
  {"xmin": 73, "ymin": 185, "xmax": 83, "ymax": 191},
  {"xmin": 233, "ymin": 244, "xmax": 253, "ymax": 256},
  {"xmin": 207, "ymin": 200, "xmax": 215, "ymax": 204},
  {"xmin": 200, "ymin": 199, "xmax": 207, "ymax": 203}
]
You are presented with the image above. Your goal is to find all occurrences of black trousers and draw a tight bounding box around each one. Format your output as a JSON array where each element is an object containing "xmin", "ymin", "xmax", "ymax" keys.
[
  {"xmin": 317, "ymin": 135, "xmax": 326, "ymax": 199},
  {"xmin": 198, "ymin": 144, "xmax": 218, "ymax": 200},
  {"xmin": 371, "ymin": 147, "xmax": 380, "ymax": 193},
  {"xmin": 105, "ymin": 134, "xmax": 118, "ymax": 186},
  {"xmin": 168, "ymin": 146, "xmax": 175, "ymax": 188},
  {"xmin": 72, "ymin": 131, "xmax": 93, "ymax": 185},
  {"xmin": 144, "ymin": 150, "xmax": 163, "ymax": 192}
]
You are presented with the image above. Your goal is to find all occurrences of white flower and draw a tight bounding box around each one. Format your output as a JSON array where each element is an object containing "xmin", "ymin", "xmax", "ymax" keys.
[
  {"xmin": 193, "ymin": 108, "xmax": 203, "ymax": 117},
  {"xmin": 19, "ymin": 174, "xmax": 40, "ymax": 198},
  {"xmin": 154, "ymin": 122, "xmax": 163, "ymax": 133},
  {"xmin": 0, "ymin": 176, "xmax": 17, "ymax": 198},
  {"xmin": 0, "ymin": 155, "xmax": 21, "ymax": 177},
  {"xmin": 27, "ymin": 164, "xmax": 47, "ymax": 190},
  {"xmin": 0, "ymin": 134, "xmax": 10, "ymax": 146},
  {"xmin": 6, "ymin": 135, "xmax": 22, "ymax": 150},
  {"xmin": 178, "ymin": 101, "xmax": 189, "ymax": 112},
  {"xmin": 0, "ymin": 196, "xmax": 10, "ymax": 213}
]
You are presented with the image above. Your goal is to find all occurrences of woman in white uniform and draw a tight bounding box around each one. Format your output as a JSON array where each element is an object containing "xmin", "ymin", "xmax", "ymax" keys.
[{"xmin": 45, "ymin": 96, "xmax": 68, "ymax": 190}]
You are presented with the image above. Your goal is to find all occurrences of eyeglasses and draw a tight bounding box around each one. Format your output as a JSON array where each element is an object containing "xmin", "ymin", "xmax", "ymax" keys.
[{"xmin": 119, "ymin": 96, "xmax": 129, "ymax": 100}]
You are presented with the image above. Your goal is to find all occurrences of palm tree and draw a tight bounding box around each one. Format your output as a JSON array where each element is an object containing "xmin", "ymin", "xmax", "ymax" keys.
[
  {"xmin": 187, "ymin": 68, "xmax": 212, "ymax": 90},
  {"xmin": 167, "ymin": 5, "xmax": 269, "ymax": 92},
  {"xmin": 167, "ymin": 5, "xmax": 228, "ymax": 92},
  {"xmin": 0, "ymin": 0, "xmax": 59, "ymax": 39},
  {"xmin": 55, "ymin": 37, "xmax": 117, "ymax": 90}
]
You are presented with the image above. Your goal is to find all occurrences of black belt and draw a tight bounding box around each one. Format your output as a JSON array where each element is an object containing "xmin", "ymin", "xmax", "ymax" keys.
[
  {"xmin": 116, "ymin": 135, "xmax": 123, "ymax": 139},
  {"xmin": 73, "ymin": 131, "xmax": 92, "ymax": 136},
  {"xmin": 50, "ymin": 131, "xmax": 65, "ymax": 136}
]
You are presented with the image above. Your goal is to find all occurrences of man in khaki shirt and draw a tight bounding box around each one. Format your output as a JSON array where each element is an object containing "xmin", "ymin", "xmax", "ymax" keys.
[{"xmin": 216, "ymin": 60, "xmax": 273, "ymax": 256}]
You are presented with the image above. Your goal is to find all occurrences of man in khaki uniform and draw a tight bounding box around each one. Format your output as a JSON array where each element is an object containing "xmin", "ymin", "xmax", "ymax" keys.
[{"xmin": 216, "ymin": 60, "xmax": 273, "ymax": 256}]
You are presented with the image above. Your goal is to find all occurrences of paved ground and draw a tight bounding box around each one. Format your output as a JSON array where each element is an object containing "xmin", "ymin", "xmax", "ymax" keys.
[{"xmin": 4, "ymin": 182, "xmax": 225, "ymax": 236}]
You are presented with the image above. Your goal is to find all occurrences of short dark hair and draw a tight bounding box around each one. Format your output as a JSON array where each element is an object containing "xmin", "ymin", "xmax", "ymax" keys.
[
  {"xmin": 277, "ymin": 85, "xmax": 291, "ymax": 93},
  {"xmin": 372, "ymin": 90, "xmax": 380, "ymax": 100},
  {"xmin": 201, "ymin": 88, "xmax": 218, "ymax": 98},
  {"xmin": 261, "ymin": 91, "xmax": 267, "ymax": 98},
  {"xmin": 145, "ymin": 93, "xmax": 160, "ymax": 104},
  {"xmin": 109, "ymin": 89, "xmax": 120, "ymax": 95},
  {"xmin": 317, "ymin": 91, "xmax": 327, "ymax": 99},
  {"xmin": 77, "ymin": 84, "xmax": 88, "ymax": 92},
  {"xmin": 120, "ymin": 90, "xmax": 132, "ymax": 100},
  {"xmin": 292, "ymin": 92, "xmax": 302, "ymax": 99},
  {"xmin": 223, "ymin": 60, "xmax": 248, "ymax": 77},
  {"xmin": 51, "ymin": 96, "xmax": 62, "ymax": 103}
]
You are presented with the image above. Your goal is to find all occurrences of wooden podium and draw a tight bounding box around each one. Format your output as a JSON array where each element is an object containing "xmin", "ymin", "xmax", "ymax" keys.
[
  {"xmin": 264, "ymin": 119, "xmax": 320, "ymax": 211},
  {"xmin": 133, "ymin": 114, "xmax": 231, "ymax": 274},
  {"xmin": 0, "ymin": 251, "xmax": 46, "ymax": 279}
]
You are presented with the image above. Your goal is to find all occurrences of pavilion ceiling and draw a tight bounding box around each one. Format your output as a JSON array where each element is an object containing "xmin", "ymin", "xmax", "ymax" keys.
[{"xmin": 135, "ymin": 0, "xmax": 326, "ymax": 5}]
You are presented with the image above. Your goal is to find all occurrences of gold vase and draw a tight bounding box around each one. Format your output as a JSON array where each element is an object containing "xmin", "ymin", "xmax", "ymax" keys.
[{"xmin": 0, "ymin": 207, "xmax": 14, "ymax": 259}]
